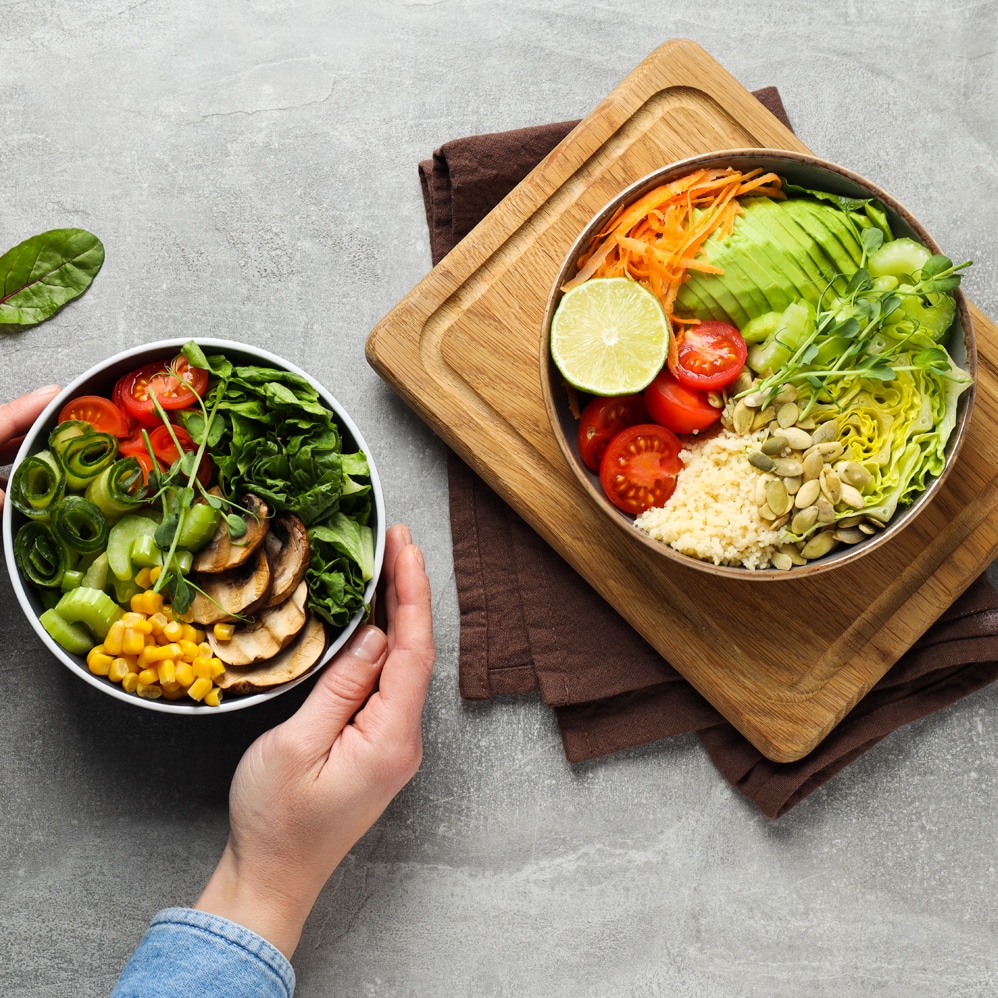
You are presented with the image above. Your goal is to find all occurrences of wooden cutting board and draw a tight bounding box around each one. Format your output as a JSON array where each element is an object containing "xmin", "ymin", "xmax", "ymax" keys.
[{"xmin": 366, "ymin": 39, "xmax": 998, "ymax": 762}]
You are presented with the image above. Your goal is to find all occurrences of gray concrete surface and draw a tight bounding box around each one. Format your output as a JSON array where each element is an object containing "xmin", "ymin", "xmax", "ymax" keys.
[{"xmin": 2, "ymin": 2, "xmax": 998, "ymax": 995}]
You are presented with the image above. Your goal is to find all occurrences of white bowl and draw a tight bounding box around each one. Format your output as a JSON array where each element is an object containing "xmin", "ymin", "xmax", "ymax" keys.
[{"xmin": 2, "ymin": 337, "xmax": 386, "ymax": 713}]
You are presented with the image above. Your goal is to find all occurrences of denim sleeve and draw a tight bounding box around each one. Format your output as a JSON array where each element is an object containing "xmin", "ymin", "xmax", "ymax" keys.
[{"xmin": 111, "ymin": 907, "xmax": 296, "ymax": 998}]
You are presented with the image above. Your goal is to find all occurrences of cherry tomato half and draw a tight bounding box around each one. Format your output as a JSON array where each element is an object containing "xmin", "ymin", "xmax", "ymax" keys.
[
  {"xmin": 119, "ymin": 424, "xmax": 212, "ymax": 486},
  {"xmin": 147, "ymin": 424, "xmax": 212, "ymax": 488},
  {"xmin": 58, "ymin": 395, "xmax": 131, "ymax": 438},
  {"xmin": 116, "ymin": 355, "xmax": 210, "ymax": 426},
  {"xmin": 669, "ymin": 321, "xmax": 747, "ymax": 390},
  {"xmin": 577, "ymin": 393, "xmax": 649, "ymax": 472},
  {"xmin": 644, "ymin": 369, "xmax": 722, "ymax": 435},
  {"xmin": 599, "ymin": 423, "xmax": 683, "ymax": 515}
]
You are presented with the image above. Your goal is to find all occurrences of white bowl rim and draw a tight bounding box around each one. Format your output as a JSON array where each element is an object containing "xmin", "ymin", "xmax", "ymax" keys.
[{"xmin": 2, "ymin": 337, "xmax": 386, "ymax": 714}]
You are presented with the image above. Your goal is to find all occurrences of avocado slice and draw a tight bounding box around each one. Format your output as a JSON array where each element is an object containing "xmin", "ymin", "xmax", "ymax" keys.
[
  {"xmin": 673, "ymin": 279, "xmax": 729, "ymax": 325},
  {"xmin": 781, "ymin": 199, "xmax": 865, "ymax": 290},
  {"xmin": 737, "ymin": 200, "xmax": 838, "ymax": 306}
]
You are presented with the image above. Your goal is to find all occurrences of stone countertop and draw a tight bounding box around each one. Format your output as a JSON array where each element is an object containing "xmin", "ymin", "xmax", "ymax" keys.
[{"xmin": 2, "ymin": 3, "xmax": 997, "ymax": 995}]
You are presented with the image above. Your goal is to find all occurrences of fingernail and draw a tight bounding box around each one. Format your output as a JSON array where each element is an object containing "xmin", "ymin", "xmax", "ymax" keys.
[
  {"xmin": 398, "ymin": 524, "xmax": 412, "ymax": 545},
  {"xmin": 351, "ymin": 625, "xmax": 387, "ymax": 664},
  {"xmin": 31, "ymin": 384, "xmax": 61, "ymax": 396},
  {"xmin": 413, "ymin": 545, "xmax": 424, "ymax": 568}
]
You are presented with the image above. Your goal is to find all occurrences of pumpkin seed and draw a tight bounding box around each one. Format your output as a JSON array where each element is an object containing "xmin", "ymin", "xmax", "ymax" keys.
[
  {"xmin": 777, "ymin": 402, "xmax": 800, "ymax": 428},
  {"xmin": 707, "ymin": 390, "xmax": 724, "ymax": 409},
  {"xmin": 778, "ymin": 543, "xmax": 808, "ymax": 566},
  {"xmin": 761, "ymin": 435, "xmax": 788, "ymax": 456},
  {"xmin": 816, "ymin": 497, "xmax": 836, "ymax": 524},
  {"xmin": 771, "ymin": 551, "xmax": 794, "ymax": 571},
  {"xmin": 801, "ymin": 530, "xmax": 838, "ymax": 560},
  {"xmin": 766, "ymin": 479, "xmax": 791, "ymax": 516},
  {"xmin": 819, "ymin": 468, "xmax": 842, "ymax": 505},
  {"xmin": 781, "ymin": 427, "xmax": 813, "ymax": 451},
  {"xmin": 752, "ymin": 406, "xmax": 776, "ymax": 431},
  {"xmin": 742, "ymin": 391, "xmax": 766, "ymax": 408},
  {"xmin": 732, "ymin": 370, "xmax": 755, "ymax": 394},
  {"xmin": 858, "ymin": 523, "xmax": 876, "ymax": 535},
  {"xmin": 794, "ymin": 479, "xmax": 820, "ymax": 508},
  {"xmin": 732, "ymin": 399, "xmax": 754, "ymax": 435},
  {"xmin": 748, "ymin": 451, "xmax": 775, "ymax": 472},
  {"xmin": 758, "ymin": 502, "xmax": 778, "ymax": 521},
  {"xmin": 772, "ymin": 457, "xmax": 804, "ymax": 478},
  {"xmin": 772, "ymin": 512, "xmax": 792, "ymax": 531},
  {"xmin": 839, "ymin": 482, "xmax": 865, "ymax": 509},
  {"xmin": 801, "ymin": 449, "xmax": 824, "ymax": 481},
  {"xmin": 791, "ymin": 505, "xmax": 819, "ymax": 534},
  {"xmin": 774, "ymin": 384, "xmax": 798, "ymax": 405},
  {"xmin": 840, "ymin": 461, "xmax": 872, "ymax": 489},
  {"xmin": 783, "ymin": 475, "xmax": 802, "ymax": 495},
  {"xmin": 811, "ymin": 420, "xmax": 839, "ymax": 445},
  {"xmin": 833, "ymin": 526, "xmax": 865, "ymax": 544},
  {"xmin": 815, "ymin": 441, "xmax": 844, "ymax": 461}
]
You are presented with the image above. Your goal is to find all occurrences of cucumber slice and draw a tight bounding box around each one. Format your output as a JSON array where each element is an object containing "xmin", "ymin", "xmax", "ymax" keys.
[{"xmin": 867, "ymin": 237, "xmax": 932, "ymax": 281}]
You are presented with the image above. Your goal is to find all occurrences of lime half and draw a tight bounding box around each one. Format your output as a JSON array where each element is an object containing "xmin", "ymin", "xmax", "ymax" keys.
[{"xmin": 550, "ymin": 277, "xmax": 670, "ymax": 395}]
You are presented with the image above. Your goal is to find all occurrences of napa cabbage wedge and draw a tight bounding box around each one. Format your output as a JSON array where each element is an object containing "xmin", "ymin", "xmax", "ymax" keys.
[{"xmin": 181, "ymin": 343, "xmax": 375, "ymax": 629}]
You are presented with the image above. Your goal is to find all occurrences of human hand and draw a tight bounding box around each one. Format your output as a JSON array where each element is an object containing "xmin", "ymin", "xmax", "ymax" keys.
[
  {"xmin": 194, "ymin": 523, "xmax": 435, "ymax": 958},
  {"xmin": 0, "ymin": 385, "xmax": 61, "ymax": 511}
]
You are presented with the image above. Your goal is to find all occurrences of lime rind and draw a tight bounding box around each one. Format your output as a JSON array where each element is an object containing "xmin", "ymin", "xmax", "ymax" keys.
[{"xmin": 550, "ymin": 277, "xmax": 670, "ymax": 395}]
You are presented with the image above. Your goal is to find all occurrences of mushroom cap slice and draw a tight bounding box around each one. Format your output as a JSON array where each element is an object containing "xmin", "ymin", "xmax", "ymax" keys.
[
  {"xmin": 263, "ymin": 513, "xmax": 310, "ymax": 608},
  {"xmin": 215, "ymin": 615, "xmax": 327, "ymax": 694},
  {"xmin": 188, "ymin": 547, "xmax": 272, "ymax": 625},
  {"xmin": 207, "ymin": 580, "xmax": 308, "ymax": 666},
  {"xmin": 193, "ymin": 493, "xmax": 271, "ymax": 574}
]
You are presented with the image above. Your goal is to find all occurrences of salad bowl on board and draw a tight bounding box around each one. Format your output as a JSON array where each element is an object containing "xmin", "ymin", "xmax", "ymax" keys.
[{"xmin": 541, "ymin": 149, "xmax": 976, "ymax": 581}]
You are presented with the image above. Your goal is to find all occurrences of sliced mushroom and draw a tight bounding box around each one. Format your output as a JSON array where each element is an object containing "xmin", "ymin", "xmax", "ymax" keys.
[
  {"xmin": 193, "ymin": 492, "xmax": 270, "ymax": 574},
  {"xmin": 207, "ymin": 580, "xmax": 308, "ymax": 666},
  {"xmin": 215, "ymin": 615, "xmax": 327, "ymax": 694},
  {"xmin": 263, "ymin": 513, "xmax": 310, "ymax": 608},
  {"xmin": 188, "ymin": 547, "xmax": 272, "ymax": 625}
]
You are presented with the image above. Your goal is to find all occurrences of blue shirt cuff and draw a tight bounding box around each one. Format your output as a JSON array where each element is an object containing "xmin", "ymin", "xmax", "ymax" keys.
[{"xmin": 111, "ymin": 907, "xmax": 296, "ymax": 998}]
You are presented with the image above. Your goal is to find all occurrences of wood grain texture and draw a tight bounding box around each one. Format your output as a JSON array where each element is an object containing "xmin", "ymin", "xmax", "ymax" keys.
[{"xmin": 366, "ymin": 39, "xmax": 998, "ymax": 762}]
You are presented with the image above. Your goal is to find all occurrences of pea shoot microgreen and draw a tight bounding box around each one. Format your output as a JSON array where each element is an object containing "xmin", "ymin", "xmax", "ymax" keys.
[{"xmin": 742, "ymin": 254, "xmax": 972, "ymax": 418}]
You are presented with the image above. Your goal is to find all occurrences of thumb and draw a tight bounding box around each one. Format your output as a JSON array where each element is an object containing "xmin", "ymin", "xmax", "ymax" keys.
[{"xmin": 289, "ymin": 625, "xmax": 389, "ymax": 744}]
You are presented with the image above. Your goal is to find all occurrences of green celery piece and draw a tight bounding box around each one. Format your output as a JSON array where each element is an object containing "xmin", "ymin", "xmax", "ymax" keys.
[
  {"xmin": 0, "ymin": 228, "xmax": 105, "ymax": 326},
  {"xmin": 60, "ymin": 570, "xmax": 85, "ymax": 593},
  {"xmin": 39, "ymin": 609, "xmax": 94, "ymax": 655},
  {"xmin": 52, "ymin": 586, "xmax": 123, "ymax": 641},
  {"xmin": 106, "ymin": 513, "xmax": 160, "ymax": 581},
  {"xmin": 81, "ymin": 552, "xmax": 109, "ymax": 591}
]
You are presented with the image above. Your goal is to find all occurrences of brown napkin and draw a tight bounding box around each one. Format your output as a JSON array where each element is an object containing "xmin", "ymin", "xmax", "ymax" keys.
[{"xmin": 419, "ymin": 89, "xmax": 998, "ymax": 818}]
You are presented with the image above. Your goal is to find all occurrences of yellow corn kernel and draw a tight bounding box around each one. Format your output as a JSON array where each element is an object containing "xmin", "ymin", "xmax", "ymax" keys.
[
  {"xmin": 148, "ymin": 612, "xmax": 169, "ymax": 637},
  {"xmin": 192, "ymin": 658, "xmax": 212, "ymax": 680},
  {"xmin": 134, "ymin": 567, "xmax": 154, "ymax": 589},
  {"xmin": 213, "ymin": 622, "xmax": 235, "ymax": 641},
  {"xmin": 203, "ymin": 687, "xmax": 223, "ymax": 707},
  {"xmin": 163, "ymin": 620, "xmax": 185, "ymax": 643},
  {"xmin": 108, "ymin": 658, "xmax": 132, "ymax": 683},
  {"xmin": 157, "ymin": 660, "xmax": 176, "ymax": 685},
  {"xmin": 121, "ymin": 611, "xmax": 144, "ymax": 627},
  {"xmin": 142, "ymin": 590, "xmax": 164, "ymax": 615},
  {"xmin": 103, "ymin": 620, "xmax": 126, "ymax": 656},
  {"xmin": 123, "ymin": 628, "xmax": 146, "ymax": 656},
  {"xmin": 149, "ymin": 565, "xmax": 162, "ymax": 582},
  {"xmin": 209, "ymin": 658, "xmax": 226, "ymax": 679},
  {"xmin": 161, "ymin": 685, "xmax": 185, "ymax": 700},
  {"xmin": 136, "ymin": 683, "xmax": 162, "ymax": 699},
  {"xmin": 187, "ymin": 676, "xmax": 212, "ymax": 701},
  {"xmin": 121, "ymin": 673, "xmax": 140, "ymax": 694},
  {"xmin": 87, "ymin": 650, "xmax": 113, "ymax": 676},
  {"xmin": 138, "ymin": 667, "xmax": 159, "ymax": 686},
  {"xmin": 178, "ymin": 640, "xmax": 200, "ymax": 662},
  {"xmin": 175, "ymin": 661, "xmax": 195, "ymax": 687},
  {"xmin": 129, "ymin": 592, "xmax": 145, "ymax": 613},
  {"xmin": 198, "ymin": 641, "xmax": 213, "ymax": 658},
  {"xmin": 181, "ymin": 624, "xmax": 201, "ymax": 644}
]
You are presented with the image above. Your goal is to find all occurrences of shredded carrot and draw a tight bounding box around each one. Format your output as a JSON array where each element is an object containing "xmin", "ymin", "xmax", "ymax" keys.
[{"xmin": 562, "ymin": 167, "xmax": 784, "ymax": 322}]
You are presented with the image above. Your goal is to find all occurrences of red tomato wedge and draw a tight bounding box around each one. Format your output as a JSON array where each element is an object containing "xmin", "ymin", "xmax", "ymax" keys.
[
  {"xmin": 117, "ymin": 355, "xmax": 209, "ymax": 426},
  {"xmin": 58, "ymin": 395, "xmax": 131, "ymax": 437},
  {"xmin": 119, "ymin": 424, "xmax": 212, "ymax": 486},
  {"xmin": 599, "ymin": 423, "xmax": 683, "ymax": 515},
  {"xmin": 669, "ymin": 321, "xmax": 747, "ymax": 390},
  {"xmin": 577, "ymin": 393, "xmax": 649, "ymax": 472},
  {"xmin": 147, "ymin": 424, "xmax": 212, "ymax": 487},
  {"xmin": 644, "ymin": 369, "xmax": 722, "ymax": 435}
]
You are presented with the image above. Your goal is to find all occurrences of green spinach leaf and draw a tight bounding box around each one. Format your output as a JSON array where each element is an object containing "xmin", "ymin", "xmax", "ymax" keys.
[{"xmin": 0, "ymin": 228, "xmax": 105, "ymax": 326}]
